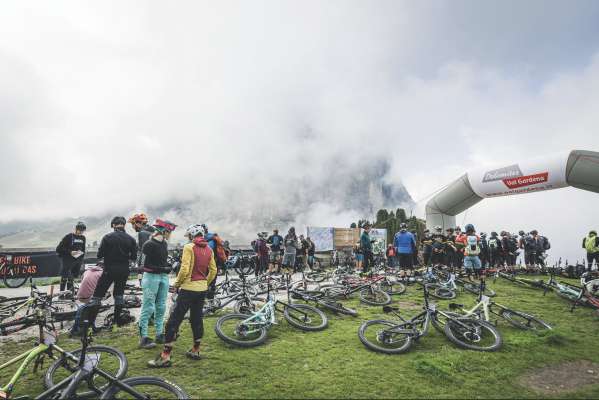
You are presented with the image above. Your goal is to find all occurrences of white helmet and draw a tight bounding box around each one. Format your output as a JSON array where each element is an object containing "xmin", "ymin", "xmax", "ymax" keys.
[{"xmin": 186, "ymin": 224, "xmax": 205, "ymax": 238}]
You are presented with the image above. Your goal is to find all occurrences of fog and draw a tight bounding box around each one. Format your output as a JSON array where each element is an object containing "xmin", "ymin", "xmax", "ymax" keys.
[{"xmin": 1, "ymin": 1, "xmax": 598, "ymax": 260}]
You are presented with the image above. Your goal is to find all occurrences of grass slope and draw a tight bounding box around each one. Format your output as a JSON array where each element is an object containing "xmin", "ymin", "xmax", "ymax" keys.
[{"xmin": 2, "ymin": 277, "xmax": 599, "ymax": 399}]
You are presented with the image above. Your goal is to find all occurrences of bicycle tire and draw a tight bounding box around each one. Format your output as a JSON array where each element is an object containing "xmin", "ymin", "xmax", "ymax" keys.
[
  {"xmin": 283, "ymin": 304, "xmax": 328, "ymax": 331},
  {"xmin": 317, "ymin": 298, "xmax": 358, "ymax": 316},
  {"xmin": 358, "ymin": 319, "xmax": 413, "ymax": 354},
  {"xmin": 2, "ymin": 265, "xmax": 29, "ymax": 288},
  {"xmin": 214, "ymin": 313, "xmax": 268, "ymax": 347},
  {"xmin": 425, "ymin": 284, "xmax": 456, "ymax": 300},
  {"xmin": 380, "ymin": 280, "xmax": 406, "ymax": 296},
  {"xmin": 321, "ymin": 285, "xmax": 348, "ymax": 300},
  {"xmin": 444, "ymin": 318, "xmax": 502, "ymax": 351},
  {"xmin": 45, "ymin": 345, "xmax": 128, "ymax": 397},
  {"xmin": 100, "ymin": 376, "xmax": 189, "ymax": 399},
  {"xmin": 359, "ymin": 288, "xmax": 392, "ymax": 306},
  {"xmin": 305, "ymin": 271, "xmax": 327, "ymax": 283},
  {"xmin": 501, "ymin": 309, "xmax": 552, "ymax": 331}
]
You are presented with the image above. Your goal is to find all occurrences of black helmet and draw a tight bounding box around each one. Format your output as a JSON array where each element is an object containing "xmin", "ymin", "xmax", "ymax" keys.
[
  {"xmin": 590, "ymin": 230, "xmax": 597, "ymax": 236},
  {"xmin": 491, "ymin": 231, "xmax": 498, "ymax": 236},
  {"xmin": 518, "ymin": 230, "xmax": 525, "ymax": 236},
  {"xmin": 75, "ymin": 221, "xmax": 87, "ymax": 231},
  {"xmin": 530, "ymin": 230, "xmax": 538, "ymax": 235},
  {"xmin": 465, "ymin": 224, "xmax": 475, "ymax": 233},
  {"xmin": 111, "ymin": 216, "xmax": 127, "ymax": 227}
]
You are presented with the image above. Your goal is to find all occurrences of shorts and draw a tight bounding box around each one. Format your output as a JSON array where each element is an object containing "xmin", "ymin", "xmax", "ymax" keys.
[
  {"xmin": 270, "ymin": 250, "xmax": 281, "ymax": 262},
  {"xmin": 398, "ymin": 253, "xmax": 413, "ymax": 270},
  {"xmin": 463, "ymin": 256, "xmax": 482, "ymax": 270},
  {"xmin": 356, "ymin": 254, "xmax": 364, "ymax": 262},
  {"xmin": 282, "ymin": 253, "xmax": 296, "ymax": 268}
]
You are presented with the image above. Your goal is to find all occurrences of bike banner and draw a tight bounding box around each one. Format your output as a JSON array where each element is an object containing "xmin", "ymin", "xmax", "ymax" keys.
[
  {"xmin": 307, "ymin": 227, "xmax": 334, "ymax": 251},
  {"xmin": 467, "ymin": 152, "xmax": 569, "ymax": 198},
  {"xmin": 0, "ymin": 251, "xmax": 63, "ymax": 278}
]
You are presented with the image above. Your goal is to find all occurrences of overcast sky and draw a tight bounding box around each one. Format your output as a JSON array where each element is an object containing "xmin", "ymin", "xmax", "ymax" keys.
[{"xmin": 1, "ymin": 1, "xmax": 598, "ymax": 261}]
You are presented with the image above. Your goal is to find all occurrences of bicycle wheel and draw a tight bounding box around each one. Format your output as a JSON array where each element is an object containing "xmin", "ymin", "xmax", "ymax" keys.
[
  {"xmin": 501, "ymin": 309, "xmax": 552, "ymax": 331},
  {"xmin": 305, "ymin": 271, "xmax": 327, "ymax": 283},
  {"xmin": 317, "ymin": 298, "xmax": 358, "ymax": 316},
  {"xmin": 45, "ymin": 345, "xmax": 128, "ymax": 397},
  {"xmin": 100, "ymin": 376, "xmax": 189, "ymax": 399},
  {"xmin": 380, "ymin": 280, "xmax": 406, "ymax": 296},
  {"xmin": 214, "ymin": 313, "xmax": 268, "ymax": 347},
  {"xmin": 284, "ymin": 304, "xmax": 328, "ymax": 331},
  {"xmin": 359, "ymin": 288, "xmax": 392, "ymax": 306},
  {"xmin": 2, "ymin": 265, "xmax": 29, "ymax": 288},
  {"xmin": 50, "ymin": 300, "xmax": 79, "ymax": 322},
  {"xmin": 321, "ymin": 285, "xmax": 347, "ymax": 300},
  {"xmin": 426, "ymin": 284, "xmax": 456, "ymax": 300},
  {"xmin": 358, "ymin": 319, "xmax": 413, "ymax": 354},
  {"xmin": 444, "ymin": 318, "xmax": 502, "ymax": 351}
]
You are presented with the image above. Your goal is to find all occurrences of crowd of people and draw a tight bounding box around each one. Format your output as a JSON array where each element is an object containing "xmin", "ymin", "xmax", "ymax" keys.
[{"xmin": 52, "ymin": 215, "xmax": 599, "ymax": 368}]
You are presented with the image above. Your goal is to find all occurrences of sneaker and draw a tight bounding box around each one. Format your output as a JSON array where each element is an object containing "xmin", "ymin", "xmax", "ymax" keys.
[
  {"xmin": 139, "ymin": 337, "xmax": 156, "ymax": 349},
  {"xmin": 148, "ymin": 354, "xmax": 172, "ymax": 368},
  {"xmin": 155, "ymin": 334, "xmax": 165, "ymax": 344},
  {"xmin": 185, "ymin": 349, "xmax": 202, "ymax": 360}
]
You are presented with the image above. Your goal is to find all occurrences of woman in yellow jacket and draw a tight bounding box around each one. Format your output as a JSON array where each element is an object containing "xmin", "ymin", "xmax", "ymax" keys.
[{"xmin": 149, "ymin": 224, "xmax": 217, "ymax": 367}]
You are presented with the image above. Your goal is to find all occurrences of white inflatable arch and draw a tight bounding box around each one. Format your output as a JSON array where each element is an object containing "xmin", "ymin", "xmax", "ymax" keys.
[{"xmin": 425, "ymin": 150, "xmax": 599, "ymax": 229}]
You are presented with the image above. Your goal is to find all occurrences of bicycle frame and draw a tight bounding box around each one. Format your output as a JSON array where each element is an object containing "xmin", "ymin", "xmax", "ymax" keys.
[{"xmin": 0, "ymin": 343, "xmax": 51, "ymax": 396}]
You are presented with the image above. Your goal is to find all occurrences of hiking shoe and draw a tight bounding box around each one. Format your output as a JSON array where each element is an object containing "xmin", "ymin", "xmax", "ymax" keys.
[
  {"xmin": 148, "ymin": 354, "xmax": 172, "ymax": 368},
  {"xmin": 155, "ymin": 334, "xmax": 165, "ymax": 344},
  {"xmin": 139, "ymin": 337, "xmax": 156, "ymax": 349},
  {"xmin": 185, "ymin": 349, "xmax": 202, "ymax": 360}
]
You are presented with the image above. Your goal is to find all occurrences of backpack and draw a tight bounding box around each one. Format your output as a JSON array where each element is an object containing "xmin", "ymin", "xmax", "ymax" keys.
[
  {"xmin": 464, "ymin": 235, "xmax": 481, "ymax": 256},
  {"xmin": 212, "ymin": 235, "xmax": 228, "ymax": 264},
  {"xmin": 488, "ymin": 238, "xmax": 499, "ymax": 250},
  {"xmin": 508, "ymin": 238, "xmax": 518, "ymax": 252},
  {"xmin": 542, "ymin": 237, "xmax": 551, "ymax": 251}
]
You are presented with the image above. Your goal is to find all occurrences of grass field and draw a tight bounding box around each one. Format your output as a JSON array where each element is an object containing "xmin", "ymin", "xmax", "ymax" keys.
[{"xmin": 2, "ymin": 276, "xmax": 599, "ymax": 399}]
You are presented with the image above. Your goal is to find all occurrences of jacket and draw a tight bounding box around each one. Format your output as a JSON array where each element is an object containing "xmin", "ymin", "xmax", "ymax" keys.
[
  {"xmin": 142, "ymin": 237, "xmax": 170, "ymax": 274},
  {"xmin": 77, "ymin": 265, "xmax": 103, "ymax": 303},
  {"xmin": 137, "ymin": 225, "xmax": 155, "ymax": 264},
  {"xmin": 394, "ymin": 231, "xmax": 415, "ymax": 254},
  {"xmin": 56, "ymin": 233, "xmax": 86, "ymax": 264},
  {"xmin": 175, "ymin": 237, "xmax": 217, "ymax": 292},
  {"xmin": 97, "ymin": 229, "xmax": 138, "ymax": 267},
  {"xmin": 360, "ymin": 231, "xmax": 373, "ymax": 253},
  {"xmin": 584, "ymin": 234, "xmax": 599, "ymax": 254}
]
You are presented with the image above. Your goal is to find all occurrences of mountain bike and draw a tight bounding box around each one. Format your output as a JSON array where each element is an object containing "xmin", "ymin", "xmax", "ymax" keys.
[
  {"xmin": 43, "ymin": 317, "xmax": 188, "ymax": 399},
  {"xmin": 203, "ymin": 272, "xmax": 264, "ymax": 316},
  {"xmin": 358, "ymin": 285, "xmax": 502, "ymax": 354},
  {"xmin": 543, "ymin": 270, "xmax": 585, "ymax": 305},
  {"xmin": 569, "ymin": 272, "xmax": 599, "ymax": 312},
  {"xmin": 447, "ymin": 280, "xmax": 551, "ymax": 331},
  {"xmin": 320, "ymin": 275, "xmax": 392, "ymax": 306},
  {"xmin": 421, "ymin": 267, "xmax": 457, "ymax": 300},
  {"xmin": 494, "ymin": 269, "xmax": 550, "ymax": 291},
  {"xmin": 288, "ymin": 287, "xmax": 358, "ymax": 316},
  {"xmin": 0, "ymin": 290, "xmax": 129, "ymax": 399},
  {"xmin": 214, "ymin": 279, "xmax": 328, "ymax": 347}
]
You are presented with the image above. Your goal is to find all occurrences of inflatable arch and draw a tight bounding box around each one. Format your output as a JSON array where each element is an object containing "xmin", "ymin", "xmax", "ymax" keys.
[{"xmin": 425, "ymin": 150, "xmax": 599, "ymax": 230}]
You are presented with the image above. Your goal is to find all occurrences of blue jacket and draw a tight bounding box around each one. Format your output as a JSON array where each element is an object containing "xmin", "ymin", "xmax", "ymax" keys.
[
  {"xmin": 205, "ymin": 233, "xmax": 216, "ymax": 250},
  {"xmin": 394, "ymin": 231, "xmax": 416, "ymax": 254}
]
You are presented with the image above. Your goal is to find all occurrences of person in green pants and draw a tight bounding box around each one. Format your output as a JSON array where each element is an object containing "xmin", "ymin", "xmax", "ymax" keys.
[{"xmin": 138, "ymin": 219, "xmax": 177, "ymax": 349}]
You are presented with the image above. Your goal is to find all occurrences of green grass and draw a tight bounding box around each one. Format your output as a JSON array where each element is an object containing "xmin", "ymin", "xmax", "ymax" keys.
[{"xmin": 2, "ymin": 276, "xmax": 599, "ymax": 398}]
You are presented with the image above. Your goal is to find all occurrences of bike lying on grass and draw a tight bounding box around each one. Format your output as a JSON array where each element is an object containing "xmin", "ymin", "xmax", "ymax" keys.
[
  {"xmin": 357, "ymin": 284, "xmax": 502, "ymax": 354},
  {"xmin": 215, "ymin": 279, "xmax": 328, "ymax": 347},
  {"xmin": 320, "ymin": 275, "xmax": 392, "ymax": 306},
  {"xmin": 447, "ymin": 280, "xmax": 552, "ymax": 331}
]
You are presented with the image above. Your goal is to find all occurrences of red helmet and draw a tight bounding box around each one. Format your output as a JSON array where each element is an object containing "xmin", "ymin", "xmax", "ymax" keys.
[
  {"xmin": 128, "ymin": 213, "xmax": 148, "ymax": 224},
  {"xmin": 153, "ymin": 219, "xmax": 177, "ymax": 233}
]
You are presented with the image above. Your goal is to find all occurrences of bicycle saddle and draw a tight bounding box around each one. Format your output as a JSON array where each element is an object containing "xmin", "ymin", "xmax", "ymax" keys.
[{"xmin": 382, "ymin": 306, "xmax": 399, "ymax": 313}]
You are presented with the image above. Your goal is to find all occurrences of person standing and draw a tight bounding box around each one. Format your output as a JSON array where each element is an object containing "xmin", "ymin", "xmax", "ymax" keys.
[
  {"xmin": 128, "ymin": 213, "xmax": 155, "ymax": 285},
  {"xmin": 487, "ymin": 232, "xmax": 502, "ymax": 268},
  {"xmin": 360, "ymin": 224, "xmax": 374, "ymax": 274},
  {"xmin": 138, "ymin": 219, "xmax": 177, "ymax": 349},
  {"xmin": 254, "ymin": 232, "xmax": 269, "ymax": 276},
  {"xmin": 421, "ymin": 229, "xmax": 433, "ymax": 267},
  {"xmin": 267, "ymin": 229, "xmax": 284, "ymax": 273},
  {"xmin": 86, "ymin": 217, "xmax": 138, "ymax": 329},
  {"xmin": 444, "ymin": 228, "xmax": 457, "ymax": 269},
  {"xmin": 56, "ymin": 222, "xmax": 87, "ymax": 294},
  {"xmin": 306, "ymin": 237, "xmax": 316, "ymax": 269},
  {"xmin": 430, "ymin": 226, "xmax": 446, "ymax": 267},
  {"xmin": 149, "ymin": 224, "xmax": 217, "ymax": 367},
  {"xmin": 583, "ymin": 230, "xmax": 599, "ymax": 271},
  {"xmin": 298, "ymin": 234, "xmax": 309, "ymax": 272},
  {"xmin": 282, "ymin": 227, "xmax": 298, "ymax": 274},
  {"xmin": 457, "ymin": 224, "xmax": 482, "ymax": 278},
  {"xmin": 394, "ymin": 223, "xmax": 416, "ymax": 274}
]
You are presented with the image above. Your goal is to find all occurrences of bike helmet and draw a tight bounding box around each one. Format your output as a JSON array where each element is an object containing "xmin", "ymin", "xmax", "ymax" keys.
[
  {"xmin": 111, "ymin": 216, "xmax": 127, "ymax": 227},
  {"xmin": 465, "ymin": 224, "xmax": 475, "ymax": 233},
  {"xmin": 455, "ymin": 226, "xmax": 462, "ymax": 232},
  {"xmin": 400, "ymin": 223, "xmax": 407, "ymax": 230},
  {"xmin": 186, "ymin": 224, "xmax": 204, "ymax": 238},
  {"xmin": 590, "ymin": 230, "xmax": 597, "ymax": 236},
  {"xmin": 519, "ymin": 230, "xmax": 525, "ymax": 236},
  {"xmin": 75, "ymin": 221, "xmax": 87, "ymax": 231},
  {"xmin": 491, "ymin": 231, "xmax": 498, "ymax": 236},
  {"xmin": 480, "ymin": 232, "xmax": 487, "ymax": 237},
  {"xmin": 434, "ymin": 225, "xmax": 442, "ymax": 232},
  {"xmin": 201, "ymin": 224, "xmax": 209, "ymax": 234},
  {"xmin": 153, "ymin": 219, "xmax": 177, "ymax": 233},
  {"xmin": 128, "ymin": 213, "xmax": 148, "ymax": 224},
  {"xmin": 530, "ymin": 230, "xmax": 538, "ymax": 235}
]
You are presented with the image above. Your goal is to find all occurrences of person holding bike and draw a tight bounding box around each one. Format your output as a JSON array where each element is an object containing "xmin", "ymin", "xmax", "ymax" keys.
[
  {"xmin": 583, "ymin": 230, "xmax": 599, "ymax": 271},
  {"xmin": 149, "ymin": 224, "xmax": 217, "ymax": 367},
  {"xmin": 267, "ymin": 229, "xmax": 283, "ymax": 273},
  {"xmin": 394, "ymin": 223, "xmax": 416, "ymax": 275},
  {"xmin": 138, "ymin": 219, "xmax": 177, "ymax": 349},
  {"xmin": 86, "ymin": 216, "xmax": 138, "ymax": 329},
  {"xmin": 55, "ymin": 221, "xmax": 87, "ymax": 294}
]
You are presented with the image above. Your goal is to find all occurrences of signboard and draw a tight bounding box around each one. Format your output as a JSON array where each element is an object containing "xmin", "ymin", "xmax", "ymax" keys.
[
  {"xmin": 467, "ymin": 152, "xmax": 569, "ymax": 198},
  {"xmin": 307, "ymin": 227, "xmax": 334, "ymax": 252},
  {"xmin": 0, "ymin": 251, "xmax": 63, "ymax": 278},
  {"xmin": 366, "ymin": 228, "xmax": 387, "ymax": 255},
  {"xmin": 333, "ymin": 228, "xmax": 360, "ymax": 249}
]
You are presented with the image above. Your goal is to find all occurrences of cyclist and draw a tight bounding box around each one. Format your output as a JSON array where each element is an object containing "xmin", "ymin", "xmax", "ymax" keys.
[
  {"xmin": 430, "ymin": 226, "xmax": 446, "ymax": 267},
  {"xmin": 267, "ymin": 229, "xmax": 283, "ymax": 273},
  {"xmin": 70, "ymin": 261, "xmax": 103, "ymax": 336},
  {"xmin": 55, "ymin": 221, "xmax": 87, "ymax": 294},
  {"xmin": 297, "ymin": 234, "xmax": 309, "ymax": 272},
  {"xmin": 86, "ymin": 217, "xmax": 138, "ymax": 329},
  {"xmin": 254, "ymin": 232, "xmax": 269, "ymax": 276},
  {"xmin": 444, "ymin": 228, "xmax": 457, "ymax": 269},
  {"xmin": 453, "ymin": 227, "xmax": 465, "ymax": 269},
  {"xmin": 410, "ymin": 229, "xmax": 419, "ymax": 267},
  {"xmin": 139, "ymin": 219, "xmax": 177, "ymax": 349},
  {"xmin": 394, "ymin": 223, "xmax": 416, "ymax": 275},
  {"xmin": 421, "ymin": 229, "xmax": 432, "ymax": 266},
  {"xmin": 128, "ymin": 213, "xmax": 155, "ymax": 285},
  {"xmin": 386, "ymin": 244, "xmax": 396, "ymax": 269},
  {"xmin": 149, "ymin": 224, "xmax": 217, "ymax": 367},
  {"xmin": 281, "ymin": 227, "xmax": 298, "ymax": 275},
  {"xmin": 204, "ymin": 227, "xmax": 226, "ymax": 299},
  {"xmin": 457, "ymin": 224, "xmax": 482, "ymax": 278},
  {"xmin": 531, "ymin": 230, "xmax": 550, "ymax": 267},
  {"xmin": 306, "ymin": 237, "xmax": 316, "ymax": 269},
  {"xmin": 479, "ymin": 232, "xmax": 489, "ymax": 268},
  {"xmin": 488, "ymin": 231, "xmax": 502, "ymax": 268},
  {"xmin": 360, "ymin": 223, "xmax": 374, "ymax": 274},
  {"xmin": 583, "ymin": 230, "xmax": 599, "ymax": 271}
]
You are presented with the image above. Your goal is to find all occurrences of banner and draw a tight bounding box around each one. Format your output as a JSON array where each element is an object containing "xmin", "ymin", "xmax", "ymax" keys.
[
  {"xmin": 467, "ymin": 152, "xmax": 569, "ymax": 198},
  {"xmin": 333, "ymin": 228, "xmax": 360, "ymax": 249},
  {"xmin": 307, "ymin": 227, "xmax": 334, "ymax": 252},
  {"xmin": 1, "ymin": 251, "xmax": 65, "ymax": 278},
  {"xmin": 367, "ymin": 228, "xmax": 387, "ymax": 255}
]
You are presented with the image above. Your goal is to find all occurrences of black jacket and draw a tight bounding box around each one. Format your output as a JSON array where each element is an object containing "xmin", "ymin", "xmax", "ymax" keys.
[
  {"xmin": 137, "ymin": 225, "xmax": 155, "ymax": 263},
  {"xmin": 56, "ymin": 233, "xmax": 86, "ymax": 264},
  {"xmin": 97, "ymin": 229, "xmax": 137, "ymax": 267},
  {"xmin": 142, "ymin": 238, "xmax": 170, "ymax": 273}
]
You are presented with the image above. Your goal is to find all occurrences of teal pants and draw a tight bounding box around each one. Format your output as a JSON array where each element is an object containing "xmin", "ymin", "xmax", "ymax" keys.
[{"xmin": 139, "ymin": 273, "xmax": 169, "ymax": 338}]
